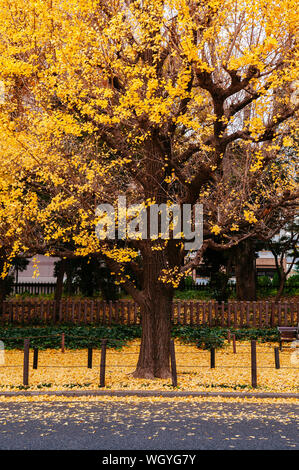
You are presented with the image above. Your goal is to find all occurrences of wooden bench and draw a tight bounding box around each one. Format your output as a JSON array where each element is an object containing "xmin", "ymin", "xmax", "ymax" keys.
[{"xmin": 277, "ymin": 326, "xmax": 298, "ymax": 350}]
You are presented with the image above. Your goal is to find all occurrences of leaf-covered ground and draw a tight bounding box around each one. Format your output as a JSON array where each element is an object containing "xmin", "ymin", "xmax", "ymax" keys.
[{"xmin": 0, "ymin": 339, "xmax": 298, "ymax": 394}]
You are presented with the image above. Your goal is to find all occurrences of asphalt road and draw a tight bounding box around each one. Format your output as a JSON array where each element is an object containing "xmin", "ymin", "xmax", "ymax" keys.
[{"xmin": 0, "ymin": 401, "xmax": 298, "ymax": 451}]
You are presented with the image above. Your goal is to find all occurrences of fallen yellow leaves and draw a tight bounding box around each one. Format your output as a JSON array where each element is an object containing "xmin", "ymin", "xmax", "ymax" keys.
[
  {"xmin": 0, "ymin": 395, "xmax": 298, "ymax": 405},
  {"xmin": 0, "ymin": 339, "xmax": 298, "ymax": 395}
]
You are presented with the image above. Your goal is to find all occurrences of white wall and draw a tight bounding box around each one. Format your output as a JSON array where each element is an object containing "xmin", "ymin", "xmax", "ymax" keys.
[{"xmin": 16, "ymin": 255, "xmax": 59, "ymax": 283}]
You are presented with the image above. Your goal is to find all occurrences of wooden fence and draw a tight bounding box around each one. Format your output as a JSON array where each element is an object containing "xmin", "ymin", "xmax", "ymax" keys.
[{"xmin": 1, "ymin": 299, "xmax": 298, "ymax": 327}]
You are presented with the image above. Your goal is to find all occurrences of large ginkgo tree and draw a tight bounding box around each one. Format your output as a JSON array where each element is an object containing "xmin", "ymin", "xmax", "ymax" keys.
[{"xmin": 0, "ymin": 0, "xmax": 298, "ymax": 377}]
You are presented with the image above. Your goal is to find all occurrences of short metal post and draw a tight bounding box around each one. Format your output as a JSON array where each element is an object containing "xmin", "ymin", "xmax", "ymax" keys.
[
  {"xmin": 170, "ymin": 340, "xmax": 178, "ymax": 387},
  {"xmin": 210, "ymin": 348, "xmax": 215, "ymax": 368},
  {"xmin": 232, "ymin": 334, "xmax": 236, "ymax": 354},
  {"xmin": 61, "ymin": 333, "xmax": 65, "ymax": 353},
  {"xmin": 251, "ymin": 340, "xmax": 257, "ymax": 388},
  {"xmin": 33, "ymin": 347, "xmax": 38, "ymax": 370},
  {"xmin": 23, "ymin": 339, "xmax": 30, "ymax": 386},
  {"xmin": 88, "ymin": 347, "xmax": 93, "ymax": 369},
  {"xmin": 99, "ymin": 340, "xmax": 107, "ymax": 387},
  {"xmin": 274, "ymin": 347, "xmax": 280, "ymax": 369}
]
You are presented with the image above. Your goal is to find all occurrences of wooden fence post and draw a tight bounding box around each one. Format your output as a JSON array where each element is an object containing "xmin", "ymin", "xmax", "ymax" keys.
[
  {"xmin": 99, "ymin": 339, "xmax": 107, "ymax": 387},
  {"xmin": 170, "ymin": 340, "xmax": 178, "ymax": 387},
  {"xmin": 177, "ymin": 302, "xmax": 181, "ymax": 325},
  {"xmin": 127, "ymin": 302, "xmax": 131, "ymax": 326},
  {"xmin": 183, "ymin": 302, "xmax": 187, "ymax": 325},
  {"xmin": 210, "ymin": 348, "xmax": 215, "ymax": 368},
  {"xmin": 251, "ymin": 340, "xmax": 257, "ymax": 388},
  {"xmin": 190, "ymin": 302, "xmax": 194, "ymax": 326},
  {"xmin": 208, "ymin": 302, "xmax": 212, "ymax": 326},
  {"xmin": 23, "ymin": 338, "xmax": 30, "ymax": 386},
  {"xmin": 88, "ymin": 347, "xmax": 93, "ymax": 369},
  {"xmin": 221, "ymin": 301, "xmax": 225, "ymax": 327},
  {"xmin": 33, "ymin": 347, "xmax": 38, "ymax": 370},
  {"xmin": 270, "ymin": 303, "xmax": 275, "ymax": 327},
  {"xmin": 227, "ymin": 331, "xmax": 231, "ymax": 344},
  {"xmin": 274, "ymin": 347, "xmax": 280, "ymax": 369}
]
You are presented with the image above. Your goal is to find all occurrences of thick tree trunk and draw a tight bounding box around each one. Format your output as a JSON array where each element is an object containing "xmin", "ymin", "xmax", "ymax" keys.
[
  {"xmin": 275, "ymin": 274, "xmax": 286, "ymax": 301},
  {"xmin": 133, "ymin": 288, "xmax": 173, "ymax": 379},
  {"xmin": 235, "ymin": 239, "xmax": 257, "ymax": 301},
  {"xmin": 65, "ymin": 259, "xmax": 75, "ymax": 296},
  {"xmin": 132, "ymin": 248, "xmax": 174, "ymax": 379},
  {"xmin": 0, "ymin": 280, "xmax": 5, "ymax": 317},
  {"xmin": 0, "ymin": 258, "xmax": 7, "ymax": 316},
  {"xmin": 54, "ymin": 258, "xmax": 66, "ymax": 321}
]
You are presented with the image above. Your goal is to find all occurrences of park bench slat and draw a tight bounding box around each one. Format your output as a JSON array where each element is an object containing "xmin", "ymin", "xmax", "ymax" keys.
[{"xmin": 277, "ymin": 326, "xmax": 298, "ymax": 350}]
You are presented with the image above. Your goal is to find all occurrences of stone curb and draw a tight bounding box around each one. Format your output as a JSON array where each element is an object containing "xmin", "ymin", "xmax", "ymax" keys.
[{"xmin": 0, "ymin": 390, "xmax": 298, "ymax": 399}]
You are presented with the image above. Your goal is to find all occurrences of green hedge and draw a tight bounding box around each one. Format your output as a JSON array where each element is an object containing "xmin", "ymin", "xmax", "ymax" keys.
[
  {"xmin": 172, "ymin": 326, "xmax": 280, "ymax": 349},
  {"xmin": 0, "ymin": 325, "xmax": 141, "ymax": 350},
  {"xmin": 0, "ymin": 324, "xmax": 280, "ymax": 350}
]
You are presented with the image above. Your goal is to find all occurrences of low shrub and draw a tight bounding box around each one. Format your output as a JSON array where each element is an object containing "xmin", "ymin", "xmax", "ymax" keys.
[
  {"xmin": 0, "ymin": 324, "xmax": 280, "ymax": 350},
  {"xmin": 0, "ymin": 325, "xmax": 141, "ymax": 350},
  {"xmin": 174, "ymin": 290, "xmax": 211, "ymax": 300},
  {"xmin": 172, "ymin": 325, "xmax": 279, "ymax": 349}
]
